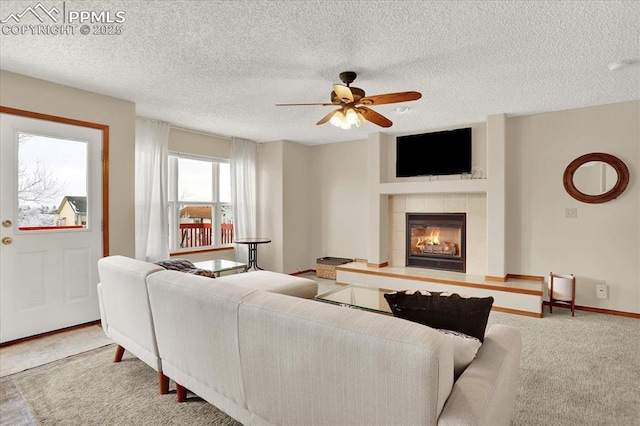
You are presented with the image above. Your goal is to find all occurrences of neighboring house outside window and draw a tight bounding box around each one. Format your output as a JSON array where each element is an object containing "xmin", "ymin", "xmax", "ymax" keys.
[
  {"xmin": 168, "ymin": 153, "xmax": 232, "ymax": 251},
  {"xmin": 53, "ymin": 196, "xmax": 87, "ymax": 227}
]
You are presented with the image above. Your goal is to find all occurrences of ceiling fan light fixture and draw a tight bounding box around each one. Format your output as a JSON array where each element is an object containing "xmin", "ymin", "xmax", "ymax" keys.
[
  {"xmin": 355, "ymin": 109, "xmax": 366, "ymax": 127},
  {"xmin": 345, "ymin": 107, "xmax": 359, "ymax": 125},
  {"xmin": 329, "ymin": 110, "xmax": 345, "ymax": 127}
]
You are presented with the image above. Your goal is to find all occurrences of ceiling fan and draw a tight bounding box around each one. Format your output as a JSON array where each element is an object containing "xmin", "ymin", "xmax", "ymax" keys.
[{"xmin": 276, "ymin": 71, "xmax": 422, "ymax": 129}]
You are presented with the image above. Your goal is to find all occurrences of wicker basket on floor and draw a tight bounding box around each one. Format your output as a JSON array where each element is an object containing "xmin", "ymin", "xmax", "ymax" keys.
[{"xmin": 316, "ymin": 257, "xmax": 352, "ymax": 280}]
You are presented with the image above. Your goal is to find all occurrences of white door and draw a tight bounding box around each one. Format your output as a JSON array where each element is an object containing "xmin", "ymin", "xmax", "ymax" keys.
[{"xmin": 0, "ymin": 112, "xmax": 104, "ymax": 343}]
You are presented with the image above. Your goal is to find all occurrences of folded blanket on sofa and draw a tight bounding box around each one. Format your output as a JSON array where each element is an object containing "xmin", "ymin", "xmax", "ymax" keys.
[{"xmin": 154, "ymin": 259, "xmax": 216, "ymax": 278}]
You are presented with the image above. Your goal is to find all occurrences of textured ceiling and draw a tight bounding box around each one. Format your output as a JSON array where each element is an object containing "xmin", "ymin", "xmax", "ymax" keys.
[{"xmin": 1, "ymin": 1, "xmax": 639, "ymax": 145}]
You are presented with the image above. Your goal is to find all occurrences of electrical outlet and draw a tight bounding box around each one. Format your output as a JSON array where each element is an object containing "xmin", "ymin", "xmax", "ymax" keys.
[
  {"xmin": 565, "ymin": 207, "xmax": 577, "ymax": 219},
  {"xmin": 596, "ymin": 282, "xmax": 608, "ymax": 299}
]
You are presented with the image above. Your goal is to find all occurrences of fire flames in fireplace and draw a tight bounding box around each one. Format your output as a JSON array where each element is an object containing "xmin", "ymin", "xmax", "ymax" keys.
[
  {"xmin": 412, "ymin": 227, "xmax": 459, "ymax": 257},
  {"xmin": 406, "ymin": 213, "xmax": 466, "ymax": 272},
  {"xmin": 420, "ymin": 228, "xmax": 440, "ymax": 245}
]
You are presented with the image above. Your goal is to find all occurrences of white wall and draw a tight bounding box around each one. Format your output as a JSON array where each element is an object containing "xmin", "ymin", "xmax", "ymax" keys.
[
  {"xmin": 168, "ymin": 127, "xmax": 230, "ymax": 158},
  {"xmin": 283, "ymin": 141, "xmax": 312, "ymax": 273},
  {"xmin": 0, "ymin": 71, "xmax": 136, "ymax": 257},
  {"xmin": 257, "ymin": 141, "xmax": 284, "ymax": 271},
  {"xmin": 255, "ymin": 140, "xmax": 313, "ymax": 274},
  {"xmin": 505, "ymin": 101, "xmax": 639, "ymax": 313},
  {"xmin": 310, "ymin": 139, "xmax": 369, "ymax": 262}
]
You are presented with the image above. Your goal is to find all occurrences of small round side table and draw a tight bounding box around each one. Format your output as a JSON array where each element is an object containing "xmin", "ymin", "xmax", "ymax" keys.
[{"xmin": 234, "ymin": 238, "xmax": 271, "ymax": 271}]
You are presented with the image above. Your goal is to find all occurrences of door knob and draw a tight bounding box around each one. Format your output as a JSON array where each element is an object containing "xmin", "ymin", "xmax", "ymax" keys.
[
  {"xmin": 2, "ymin": 237, "xmax": 12, "ymax": 245},
  {"xmin": 2, "ymin": 220, "xmax": 11, "ymax": 228}
]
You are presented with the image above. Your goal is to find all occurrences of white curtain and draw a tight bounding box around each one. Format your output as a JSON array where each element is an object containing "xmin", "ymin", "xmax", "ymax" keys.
[
  {"xmin": 230, "ymin": 137, "xmax": 257, "ymax": 262},
  {"xmin": 135, "ymin": 118, "xmax": 170, "ymax": 262}
]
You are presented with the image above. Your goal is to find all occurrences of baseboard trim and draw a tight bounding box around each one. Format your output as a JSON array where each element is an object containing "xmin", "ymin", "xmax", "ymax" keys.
[
  {"xmin": 493, "ymin": 306, "xmax": 543, "ymax": 318},
  {"xmin": 485, "ymin": 275, "xmax": 507, "ymax": 282},
  {"xmin": 291, "ymin": 269, "xmax": 315, "ymax": 276},
  {"xmin": 508, "ymin": 273, "xmax": 545, "ymax": 281},
  {"xmin": 486, "ymin": 274, "xmax": 545, "ymax": 282},
  {"xmin": 542, "ymin": 302, "xmax": 640, "ymax": 319},
  {"xmin": 0, "ymin": 320, "xmax": 102, "ymax": 348}
]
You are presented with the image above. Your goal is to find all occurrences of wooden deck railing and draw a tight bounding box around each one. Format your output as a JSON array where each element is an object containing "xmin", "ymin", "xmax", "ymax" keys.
[
  {"xmin": 221, "ymin": 223, "xmax": 233, "ymax": 244},
  {"xmin": 180, "ymin": 223, "xmax": 233, "ymax": 248}
]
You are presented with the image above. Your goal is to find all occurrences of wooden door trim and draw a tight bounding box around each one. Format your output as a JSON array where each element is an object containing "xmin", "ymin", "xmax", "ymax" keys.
[{"xmin": 0, "ymin": 106, "xmax": 110, "ymax": 256}]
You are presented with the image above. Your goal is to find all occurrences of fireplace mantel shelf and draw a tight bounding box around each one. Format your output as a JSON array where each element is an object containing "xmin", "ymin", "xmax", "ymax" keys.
[{"xmin": 377, "ymin": 179, "xmax": 487, "ymax": 195}]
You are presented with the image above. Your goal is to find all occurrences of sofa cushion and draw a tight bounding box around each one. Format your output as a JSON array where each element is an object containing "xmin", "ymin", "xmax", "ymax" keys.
[
  {"xmin": 215, "ymin": 270, "xmax": 318, "ymax": 299},
  {"xmin": 436, "ymin": 329, "xmax": 482, "ymax": 379},
  {"xmin": 155, "ymin": 258, "xmax": 216, "ymax": 279},
  {"xmin": 383, "ymin": 290, "xmax": 494, "ymax": 342}
]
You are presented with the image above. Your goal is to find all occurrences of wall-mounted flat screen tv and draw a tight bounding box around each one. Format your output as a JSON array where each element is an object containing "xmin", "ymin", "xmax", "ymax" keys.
[{"xmin": 396, "ymin": 127, "xmax": 472, "ymax": 177}]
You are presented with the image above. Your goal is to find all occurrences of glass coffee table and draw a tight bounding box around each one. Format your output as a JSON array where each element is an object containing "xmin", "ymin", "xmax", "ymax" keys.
[
  {"xmin": 315, "ymin": 284, "xmax": 394, "ymax": 315},
  {"xmin": 193, "ymin": 259, "xmax": 247, "ymax": 278}
]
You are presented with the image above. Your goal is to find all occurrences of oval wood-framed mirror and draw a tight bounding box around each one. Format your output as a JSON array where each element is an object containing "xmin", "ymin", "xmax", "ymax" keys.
[{"xmin": 563, "ymin": 153, "xmax": 629, "ymax": 204}]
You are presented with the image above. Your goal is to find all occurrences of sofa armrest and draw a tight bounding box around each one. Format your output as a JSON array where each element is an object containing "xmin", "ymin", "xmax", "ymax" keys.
[{"xmin": 437, "ymin": 324, "xmax": 522, "ymax": 426}]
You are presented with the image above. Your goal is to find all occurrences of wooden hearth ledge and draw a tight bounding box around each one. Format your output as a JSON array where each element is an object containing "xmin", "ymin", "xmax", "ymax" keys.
[{"xmin": 335, "ymin": 261, "xmax": 543, "ymax": 318}]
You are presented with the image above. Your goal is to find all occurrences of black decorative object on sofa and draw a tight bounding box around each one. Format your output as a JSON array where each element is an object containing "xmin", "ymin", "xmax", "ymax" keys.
[
  {"xmin": 384, "ymin": 290, "xmax": 494, "ymax": 342},
  {"xmin": 155, "ymin": 259, "xmax": 216, "ymax": 279}
]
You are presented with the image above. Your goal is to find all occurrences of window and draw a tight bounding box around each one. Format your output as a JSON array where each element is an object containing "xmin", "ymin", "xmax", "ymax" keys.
[
  {"xmin": 168, "ymin": 153, "xmax": 232, "ymax": 251},
  {"xmin": 17, "ymin": 132, "xmax": 89, "ymax": 231}
]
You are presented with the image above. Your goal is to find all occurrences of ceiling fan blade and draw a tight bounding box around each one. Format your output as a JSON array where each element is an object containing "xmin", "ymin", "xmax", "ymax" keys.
[
  {"xmin": 359, "ymin": 91, "xmax": 422, "ymax": 106},
  {"xmin": 316, "ymin": 109, "xmax": 339, "ymax": 125},
  {"xmin": 358, "ymin": 106, "xmax": 393, "ymax": 128},
  {"xmin": 333, "ymin": 84, "xmax": 354, "ymax": 103},
  {"xmin": 276, "ymin": 102, "xmax": 338, "ymax": 106}
]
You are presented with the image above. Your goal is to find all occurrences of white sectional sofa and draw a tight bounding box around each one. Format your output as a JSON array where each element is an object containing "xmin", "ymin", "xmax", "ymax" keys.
[
  {"xmin": 147, "ymin": 270, "xmax": 522, "ymax": 425},
  {"xmin": 99, "ymin": 255, "xmax": 522, "ymax": 425},
  {"xmin": 97, "ymin": 255, "xmax": 317, "ymax": 394}
]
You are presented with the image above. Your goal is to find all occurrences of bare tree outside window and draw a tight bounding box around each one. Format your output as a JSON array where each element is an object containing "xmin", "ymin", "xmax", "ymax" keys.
[{"xmin": 18, "ymin": 158, "xmax": 65, "ymax": 203}]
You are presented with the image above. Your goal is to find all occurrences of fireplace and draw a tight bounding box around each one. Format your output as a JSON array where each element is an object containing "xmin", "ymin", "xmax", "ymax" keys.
[{"xmin": 406, "ymin": 213, "xmax": 466, "ymax": 272}]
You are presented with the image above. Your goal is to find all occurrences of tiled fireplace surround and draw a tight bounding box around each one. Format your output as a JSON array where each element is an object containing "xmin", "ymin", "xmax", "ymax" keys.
[{"xmin": 389, "ymin": 193, "xmax": 487, "ymax": 275}]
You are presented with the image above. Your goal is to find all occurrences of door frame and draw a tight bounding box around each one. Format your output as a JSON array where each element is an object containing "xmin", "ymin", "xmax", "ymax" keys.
[{"xmin": 0, "ymin": 105, "xmax": 110, "ymax": 256}]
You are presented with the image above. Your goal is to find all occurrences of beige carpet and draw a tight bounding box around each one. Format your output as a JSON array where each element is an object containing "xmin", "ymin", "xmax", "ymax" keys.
[
  {"xmin": 0, "ymin": 324, "xmax": 113, "ymax": 377},
  {"xmin": 15, "ymin": 346, "xmax": 240, "ymax": 425},
  {"xmin": 486, "ymin": 308, "xmax": 640, "ymax": 425}
]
